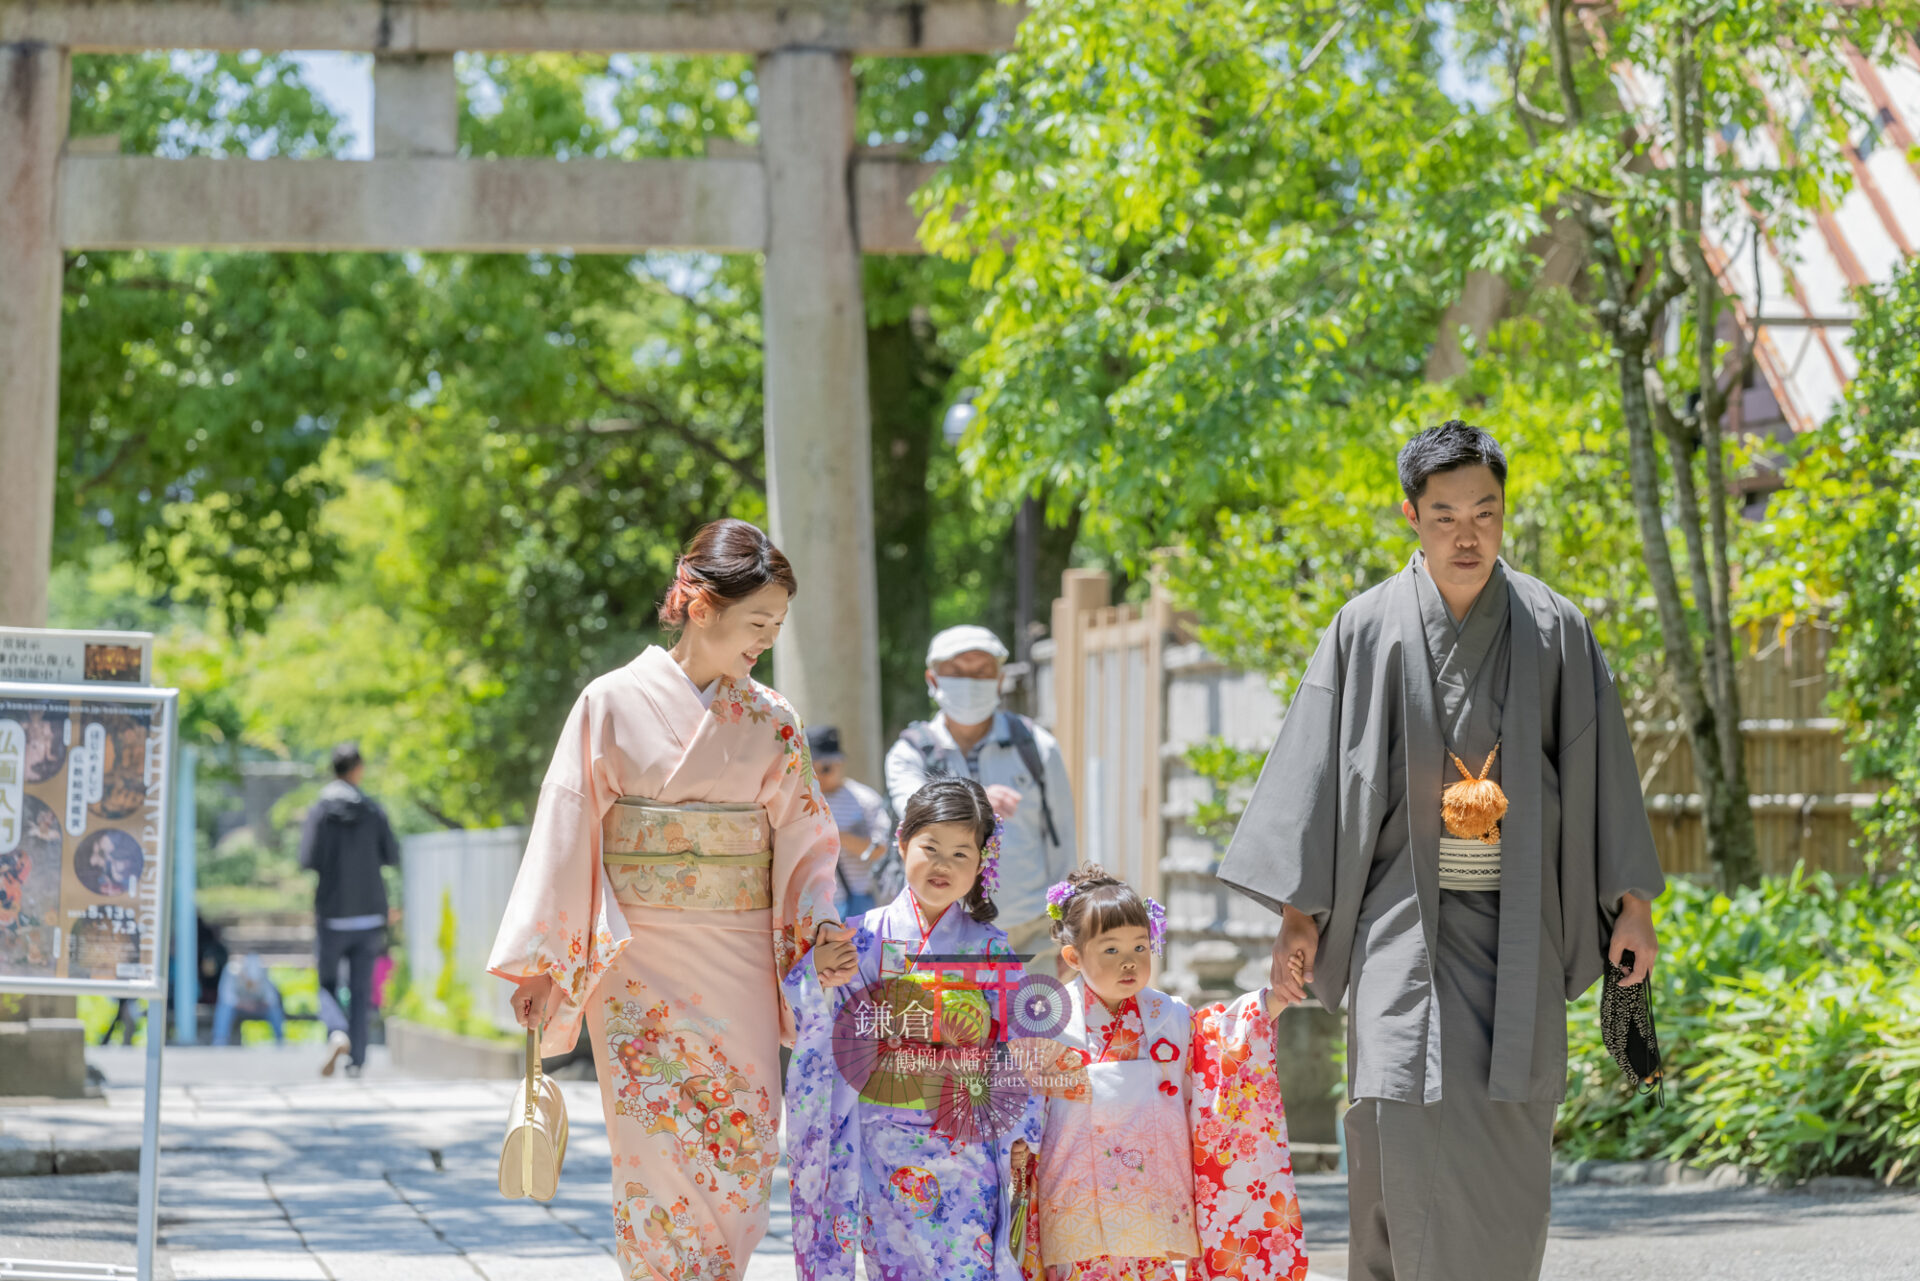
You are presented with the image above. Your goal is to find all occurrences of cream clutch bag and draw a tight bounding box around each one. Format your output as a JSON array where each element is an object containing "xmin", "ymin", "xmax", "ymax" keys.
[{"xmin": 499, "ymin": 1028, "xmax": 568, "ymax": 1201}]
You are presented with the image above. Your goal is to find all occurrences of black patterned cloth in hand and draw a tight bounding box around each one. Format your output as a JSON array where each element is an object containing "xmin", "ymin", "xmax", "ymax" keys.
[{"xmin": 1601, "ymin": 951, "xmax": 1664, "ymax": 1104}]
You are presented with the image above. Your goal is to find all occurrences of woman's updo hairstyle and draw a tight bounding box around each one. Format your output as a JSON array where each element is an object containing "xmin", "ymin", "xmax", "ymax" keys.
[
  {"xmin": 658, "ymin": 518, "xmax": 798, "ymax": 629},
  {"xmin": 897, "ymin": 777, "xmax": 999, "ymax": 924},
  {"xmin": 1050, "ymin": 864, "xmax": 1149, "ymax": 948}
]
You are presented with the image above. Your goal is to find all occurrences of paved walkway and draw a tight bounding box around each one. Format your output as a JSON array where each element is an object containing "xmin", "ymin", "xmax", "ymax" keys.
[{"xmin": 2, "ymin": 1045, "xmax": 1917, "ymax": 1280}]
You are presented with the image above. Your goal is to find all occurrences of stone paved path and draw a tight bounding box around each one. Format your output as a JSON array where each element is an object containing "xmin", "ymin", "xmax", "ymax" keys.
[{"xmin": 2, "ymin": 1045, "xmax": 1916, "ymax": 1280}]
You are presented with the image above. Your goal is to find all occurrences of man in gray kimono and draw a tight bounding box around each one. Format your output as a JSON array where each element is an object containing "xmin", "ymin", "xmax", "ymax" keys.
[{"xmin": 1218, "ymin": 420, "xmax": 1665, "ymax": 1281}]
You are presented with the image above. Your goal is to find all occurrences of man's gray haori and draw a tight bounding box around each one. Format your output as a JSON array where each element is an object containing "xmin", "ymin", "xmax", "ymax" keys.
[{"xmin": 1219, "ymin": 555, "xmax": 1665, "ymax": 1281}]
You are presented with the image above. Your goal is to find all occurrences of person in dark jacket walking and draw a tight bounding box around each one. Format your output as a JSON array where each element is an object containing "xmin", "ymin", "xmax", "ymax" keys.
[{"xmin": 299, "ymin": 742, "xmax": 399, "ymax": 1077}]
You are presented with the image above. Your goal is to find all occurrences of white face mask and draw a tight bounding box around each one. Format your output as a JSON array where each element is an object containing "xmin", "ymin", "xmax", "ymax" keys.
[{"xmin": 930, "ymin": 676, "xmax": 1000, "ymax": 726}]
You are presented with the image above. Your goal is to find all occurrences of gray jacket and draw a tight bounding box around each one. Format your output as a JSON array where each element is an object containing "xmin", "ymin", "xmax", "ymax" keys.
[{"xmin": 884, "ymin": 711, "xmax": 1078, "ymax": 924}]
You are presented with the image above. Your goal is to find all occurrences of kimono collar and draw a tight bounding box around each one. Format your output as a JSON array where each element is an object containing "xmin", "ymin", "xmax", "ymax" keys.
[
  {"xmin": 627, "ymin": 644, "xmax": 738, "ymax": 745},
  {"xmin": 1083, "ymin": 987, "xmax": 1140, "ymax": 1030},
  {"xmin": 1412, "ymin": 554, "xmax": 1511, "ymax": 703},
  {"xmin": 1411, "ymin": 553, "xmax": 1509, "ymax": 640},
  {"xmin": 877, "ymin": 887, "xmax": 978, "ymax": 958},
  {"xmin": 1066, "ymin": 975, "xmax": 1180, "ymax": 1045}
]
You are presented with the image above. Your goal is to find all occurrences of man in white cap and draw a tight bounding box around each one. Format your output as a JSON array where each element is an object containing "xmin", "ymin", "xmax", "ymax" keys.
[{"xmin": 886, "ymin": 624, "xmax": 1078, "ymax": 975}]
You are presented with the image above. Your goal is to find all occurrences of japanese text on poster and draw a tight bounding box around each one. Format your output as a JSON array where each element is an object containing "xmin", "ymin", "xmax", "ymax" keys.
[{"xmin": 0, "ymin": 686, "xmax": 171, "ymax": 993}]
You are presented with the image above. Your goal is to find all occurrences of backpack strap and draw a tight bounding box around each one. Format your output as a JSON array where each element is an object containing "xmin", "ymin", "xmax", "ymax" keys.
[
  {"xmin": 900, "ymin": 722, "xmax": 951, "ymax": 776},
  {"xmin": 1003, "ymin": 715, "xmax": 1061, "ymax": 849},
  {"xmin": 902, "ymin": 717, "xmax": 1060, "ymax": 850}
]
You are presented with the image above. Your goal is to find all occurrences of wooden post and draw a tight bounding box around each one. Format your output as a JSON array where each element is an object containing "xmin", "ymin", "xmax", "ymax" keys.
[
  {"xmin": 0, "ymin": 47, "xmax": 85, "ymax": 1102},
  {"xmin": 1049, "ymin": 569, "xmax": 1110, "ymax": 854},
  {"xmin": 757, "ymin": 48, "xmax": 885, "ymax": 782},
  {"xmin": 0, "ymin": 42, "xmax": 70, "ymax": 629},
  {"xmin": 1140, "ymin": 580, "xmax": 1172, "ymax": 900}
]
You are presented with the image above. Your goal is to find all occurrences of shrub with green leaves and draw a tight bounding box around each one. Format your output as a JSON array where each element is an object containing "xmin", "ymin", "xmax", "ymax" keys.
[{"xmin": 1557, "ymin": 867, "xmax": 1920, "ymax": 1185}]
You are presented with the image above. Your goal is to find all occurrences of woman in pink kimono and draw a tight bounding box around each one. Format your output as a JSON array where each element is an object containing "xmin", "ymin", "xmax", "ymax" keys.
[{"xmin": 488, "ymin": 518, "xmax": 854, "ymax": 1281}]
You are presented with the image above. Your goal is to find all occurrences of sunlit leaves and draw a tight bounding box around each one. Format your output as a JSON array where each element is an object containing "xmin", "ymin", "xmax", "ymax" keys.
[
  {"xmin": 1749, "ymin": 260, "xmax": 1920, "ymax": 859},
  {"xmin": 923, "ymin": 0, "xmax": 1516, "ymax": 580},
  {"xmin": 61, "ymin": 54, "xmax": 405, "ymax": 630}
]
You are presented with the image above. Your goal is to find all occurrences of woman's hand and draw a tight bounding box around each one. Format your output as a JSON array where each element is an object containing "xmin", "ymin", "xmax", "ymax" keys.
[
  {"xmin": 813, "ymin": 922, "xmax": 858, "ymax": 988},
  {"xmin": 511, "ymin": 974, "xmax": 565, "ymax": 1030}
]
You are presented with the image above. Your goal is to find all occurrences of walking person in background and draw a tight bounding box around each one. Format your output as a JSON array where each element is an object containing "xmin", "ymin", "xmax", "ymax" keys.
[
  {"xmin": 99, "ymin": 998, "xmax": 144, "ymax": 1046},
  {"xmin": 808, "ymin": 725, "xmax": 893, "ymax": 919},
  {"xmin": 300, "ymin": 741, "xmax": 400, "ymax": 1078},
  {"xmin": 886, "ymin": 625, "xmax": 1077, "ymax": 976}
]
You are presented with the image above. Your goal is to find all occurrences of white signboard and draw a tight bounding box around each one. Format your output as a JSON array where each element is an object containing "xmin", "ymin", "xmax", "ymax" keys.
[{"xmin": 0, "ymin": 627, "xmax": 154, "ymax": 687}]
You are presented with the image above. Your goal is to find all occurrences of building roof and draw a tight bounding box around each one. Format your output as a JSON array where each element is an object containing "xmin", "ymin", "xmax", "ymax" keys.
[{"xmin": 1613, "ymin": 40, "xmax": 1920, "ymax": 435}]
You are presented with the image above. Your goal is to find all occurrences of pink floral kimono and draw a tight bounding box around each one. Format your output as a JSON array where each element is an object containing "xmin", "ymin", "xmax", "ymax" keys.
[
  {"xmin": 1027, "ymin": 980, "xmax": 1309, "ymax": 1281},
  {"xmin": 488, "ymin": 645, "xmax": 839, "ymax": 1281}
]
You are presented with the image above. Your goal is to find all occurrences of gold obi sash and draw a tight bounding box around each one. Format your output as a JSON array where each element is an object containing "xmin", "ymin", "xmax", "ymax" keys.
[{"xmin": 602, "ymin": 800, "xmax": 772, "ymax": 912}]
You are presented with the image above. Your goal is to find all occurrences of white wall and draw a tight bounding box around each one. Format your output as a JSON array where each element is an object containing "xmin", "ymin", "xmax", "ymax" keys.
[{"xmin": 401, "ymin": 826, "xmax": 525, "ymax": 1033}]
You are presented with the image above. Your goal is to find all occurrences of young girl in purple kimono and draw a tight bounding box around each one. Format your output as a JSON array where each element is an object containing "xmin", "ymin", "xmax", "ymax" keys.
[{"xmin": 784, "ymin": 777, "xmax": 1045, "ymax": 1281}]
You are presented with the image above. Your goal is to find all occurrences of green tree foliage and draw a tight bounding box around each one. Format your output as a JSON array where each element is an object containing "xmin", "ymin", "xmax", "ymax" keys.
[
  {"xmin": 1171, "ymin": 303, "xmax": 1662, "ymax": 703},
  {"xmin": 56, "ymin": 51, "xmax": 1032, "ymax": 824},
  {"xmin": 1751, "ymin": 260, "xmax": 1920, "ymax": 859},
  {"xmin": 63, "ymin": 54, "xmax": 414, "ymax": 630},
  {"xmin": 922, "ymin": 0, "xmax": 1497, "ymax": 566},
  {"xmin": 1453, "ymin": 0, "xmax": 1919, "ymax": 887},
  {"xmin": 929, "ymin": 0, "xmax": 1920, "ymax": 884}
]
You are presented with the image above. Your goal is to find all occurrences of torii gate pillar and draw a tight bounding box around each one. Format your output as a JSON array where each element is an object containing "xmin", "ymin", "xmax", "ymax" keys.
[
  {"xmin": 759, "ymin": 49, "xmax": 885, "ymax": 780},
  {"xmin": 0, "ymin": 42, "xmax": 69, "ymax": 630}
]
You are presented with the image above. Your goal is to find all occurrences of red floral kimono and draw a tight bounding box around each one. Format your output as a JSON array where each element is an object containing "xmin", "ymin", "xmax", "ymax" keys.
[{"xmin": 1029, "ymin": 983, "xmax": 1309, "ymax": 1281}]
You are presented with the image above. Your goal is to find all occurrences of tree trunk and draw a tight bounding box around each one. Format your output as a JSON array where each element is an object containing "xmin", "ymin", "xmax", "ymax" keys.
[{"xmin": 1612, "ymin": 330, "xmax": 1759, "ymax": 887}]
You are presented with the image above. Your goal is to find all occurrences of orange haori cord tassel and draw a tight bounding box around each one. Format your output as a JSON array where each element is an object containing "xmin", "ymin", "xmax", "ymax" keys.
[{"xmin": 1443, "ymin": 744, "xmax": 1507, "ymax": 845}]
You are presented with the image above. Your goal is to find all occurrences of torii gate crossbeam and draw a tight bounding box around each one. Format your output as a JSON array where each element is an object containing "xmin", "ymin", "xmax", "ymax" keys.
[{"xmin": 0, "ymin": 1, "xmax": 1020, "ymax": 790}]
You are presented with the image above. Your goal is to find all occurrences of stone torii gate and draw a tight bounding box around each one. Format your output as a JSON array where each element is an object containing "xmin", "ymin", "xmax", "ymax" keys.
[{"xmin": 0, "ymin": 0, "xmax": 1021, "ymax": 786}]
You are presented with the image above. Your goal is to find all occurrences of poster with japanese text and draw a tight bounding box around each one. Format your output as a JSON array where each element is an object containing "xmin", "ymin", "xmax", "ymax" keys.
[{"xmin": 0, "ymin": 683, "xmax": 175, "ymax": 995}]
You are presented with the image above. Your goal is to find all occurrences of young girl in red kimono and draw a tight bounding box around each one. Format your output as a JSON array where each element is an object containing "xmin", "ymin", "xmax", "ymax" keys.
[{"xmin": 1028, "ymin": 866, "xmax": 1310, "ymax": 1281}]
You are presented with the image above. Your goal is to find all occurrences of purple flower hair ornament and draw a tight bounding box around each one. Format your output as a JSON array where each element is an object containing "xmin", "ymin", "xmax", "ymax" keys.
[
  {"xmin": 976, "ymin": 813, "xmax": 1006, "ymax": 896},
  {"xmin": 1045, "ymin": 879, "xmax": 1077, "ymax": 921},
  {"xmin": 1145, "ymin": 897, "xmax": 1168, "ymax": 956}
]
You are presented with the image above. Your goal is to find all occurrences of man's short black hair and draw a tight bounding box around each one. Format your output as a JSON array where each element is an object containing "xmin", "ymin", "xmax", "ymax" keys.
[
  {"xmin": 1398, "ymin": 419, "xmax": 1509, "ymax": 507},
  {"xmin": 331, "ymin": 742, "xmax": 363, "ymax": 779}
]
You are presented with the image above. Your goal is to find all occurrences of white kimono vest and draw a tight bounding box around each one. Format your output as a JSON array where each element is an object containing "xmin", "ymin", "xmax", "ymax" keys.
[{"xmin": 1036, "ymin": 979, "xmax": 1200, "ymax": 1265}]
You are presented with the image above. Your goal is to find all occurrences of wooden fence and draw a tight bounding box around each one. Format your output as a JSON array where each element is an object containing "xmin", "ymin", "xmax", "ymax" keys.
[
  {"xmin": 1633, "ymin": 624, "xmax": 1876, "ymax": 877},
  {"xmin": 1027, "ymin": 571, "xmax": 1879, "ymax": 997}
]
